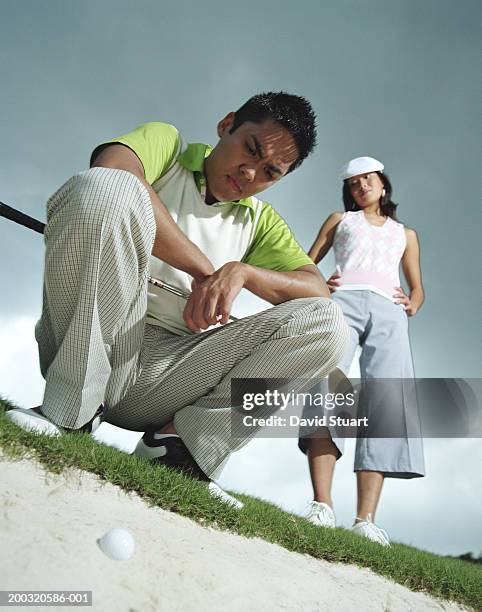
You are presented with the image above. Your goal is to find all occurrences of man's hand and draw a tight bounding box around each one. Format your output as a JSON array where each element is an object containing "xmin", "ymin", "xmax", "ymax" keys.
[
  {"xmin": 183, "ymin": 262, "xmax": 247, "ymax": 331},
  {"xmin": 182, "ymin": 261, "xmax": 331, "ymax": 332}
]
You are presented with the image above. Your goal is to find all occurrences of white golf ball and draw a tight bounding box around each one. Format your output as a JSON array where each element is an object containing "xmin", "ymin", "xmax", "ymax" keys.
[{"xmin": 97, "ymin": 528, "xmax": 135, "ymax": 561}]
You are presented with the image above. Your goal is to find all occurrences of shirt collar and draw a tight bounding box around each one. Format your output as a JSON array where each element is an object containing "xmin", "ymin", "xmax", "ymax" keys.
[{"xmin": 178, "ymin": 142, "xmax": 255, "ymax": 217}]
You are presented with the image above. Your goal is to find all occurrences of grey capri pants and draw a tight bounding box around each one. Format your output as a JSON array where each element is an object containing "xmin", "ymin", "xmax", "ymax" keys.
[{"xmin": 299, "ymin": 290, "xmax": 425, "ymax": 479}]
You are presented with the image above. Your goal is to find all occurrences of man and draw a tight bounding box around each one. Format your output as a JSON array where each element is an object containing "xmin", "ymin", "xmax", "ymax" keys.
[{"xmin": 7, "ymin": 92, "xmax": 348, "ymax": 498}]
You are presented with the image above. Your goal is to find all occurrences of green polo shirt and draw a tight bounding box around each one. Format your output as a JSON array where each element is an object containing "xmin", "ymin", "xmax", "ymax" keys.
[{"xmin": 92, "ymin": 122, "xmax": 313, "ymax": 272}]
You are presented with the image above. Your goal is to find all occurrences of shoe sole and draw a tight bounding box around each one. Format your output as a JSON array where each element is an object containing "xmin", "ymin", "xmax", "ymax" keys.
[
  {"xmin": 307, "ymin": 516, "xmax": 336, "ymax": 528},
  {"xmin": 351, "ymin": 526, "xmax": 390, "ymax": 546},
  {"xmin": 134, "ymin": 438, "xmax": 168, "ymax": 460},
  {"xmin": 207, "ymin": 481, "xmax": 244, "ymax": 510},
  {"xmin": 6, "ymin": 408, "xmax": 61, "ymax": 437}
]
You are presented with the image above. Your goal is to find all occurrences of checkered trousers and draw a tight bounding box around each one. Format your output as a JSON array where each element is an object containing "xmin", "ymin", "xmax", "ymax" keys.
[{"xmin": 35, "ymin": 168, "xmax": 348, "ymax": 479}]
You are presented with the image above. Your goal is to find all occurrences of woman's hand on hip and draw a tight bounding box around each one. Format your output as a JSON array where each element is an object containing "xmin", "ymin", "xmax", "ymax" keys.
[
  {"xmin": 393, "ymin": 287, "xmax": 418, "ymax": 316},
  {"xmin": 326, "ymin": 273, "xmax": 341, "ymax": 293}
]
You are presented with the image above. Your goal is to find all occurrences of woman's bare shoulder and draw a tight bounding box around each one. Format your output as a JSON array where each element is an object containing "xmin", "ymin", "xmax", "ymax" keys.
[
  {"xmin": 403, "ymin": 227, "xmax": 420, "ymax": 250},
  {"xmin": 403, "ymin": 226, "xmax": 418, "ymax": 239},
  {"xmin": 326, "ymin": 211, "xmax": 345, "ymax": 224}
]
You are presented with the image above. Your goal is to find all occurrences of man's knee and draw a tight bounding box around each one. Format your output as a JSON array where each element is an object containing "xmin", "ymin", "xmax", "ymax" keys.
[
  {"xmin": 292, "ymin": 297, "xmax": 349, "ymax": 364},
  {"xmin": 328, "ymin": 300, "xmax": 350, "ymax": 367},
  {"xmin": 68, "ymin": 167, "xmax": 151, "ymax": 228},
  {"xmin": 289, "ymin": 297, "xmax": 345, "ymax": 331}
]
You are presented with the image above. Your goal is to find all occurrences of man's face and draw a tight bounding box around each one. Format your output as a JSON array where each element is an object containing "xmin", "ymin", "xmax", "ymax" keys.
[{"xmin": 203, "ymin": 113, "xmax": 299, "ymax": 204}]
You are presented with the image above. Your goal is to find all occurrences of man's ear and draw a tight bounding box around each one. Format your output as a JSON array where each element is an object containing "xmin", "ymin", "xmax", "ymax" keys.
[{"xmin": 217, "ymin": 112, "xmax": 235, "ymax": 137}]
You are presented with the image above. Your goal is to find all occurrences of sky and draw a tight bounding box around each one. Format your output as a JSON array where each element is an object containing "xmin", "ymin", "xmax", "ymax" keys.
[{"xmin": 0, "ymin": 0, "xmax": 480, "ymax": 556}]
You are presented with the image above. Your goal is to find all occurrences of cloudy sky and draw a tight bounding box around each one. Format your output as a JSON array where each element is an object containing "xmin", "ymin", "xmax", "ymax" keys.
[{"xmin": 0, "ymin": 0, "xmax": 480, "ymax": 556}]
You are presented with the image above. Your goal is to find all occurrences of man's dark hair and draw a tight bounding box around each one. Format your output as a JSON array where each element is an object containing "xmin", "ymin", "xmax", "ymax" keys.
[{"xmin": 229, "ymin": 91, "xmax": 317, "ymax": 173}]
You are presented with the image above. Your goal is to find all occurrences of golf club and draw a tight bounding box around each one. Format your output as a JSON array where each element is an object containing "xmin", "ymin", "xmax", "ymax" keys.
[{"xmin": 0, "ymin": 200, "xmax": 238, "ymax": 322}]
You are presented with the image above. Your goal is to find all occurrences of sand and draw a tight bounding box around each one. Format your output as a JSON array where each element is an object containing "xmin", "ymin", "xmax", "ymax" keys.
[{"xmin": 0, "ymin": 456, "xmax": 467, "ymax": 612}]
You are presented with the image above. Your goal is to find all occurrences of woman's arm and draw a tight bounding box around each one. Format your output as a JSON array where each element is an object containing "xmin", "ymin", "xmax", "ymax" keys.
[
  {"xmin": 308, "ymin": 212, "xmax": 344, "ymax": 264},
  {"xmin": 397, "ymin": 228, "xmax": 425, "ymax": 316}
]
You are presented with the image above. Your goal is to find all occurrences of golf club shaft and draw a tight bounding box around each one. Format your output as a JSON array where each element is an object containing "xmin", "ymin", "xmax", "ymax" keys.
[
  {"xmin": 0, "ymin": 201, "xmax": 238, "ymax": 322},
  {"xmin": 0, "ymin": 201, "xmax": 45, "ymax": 234}
]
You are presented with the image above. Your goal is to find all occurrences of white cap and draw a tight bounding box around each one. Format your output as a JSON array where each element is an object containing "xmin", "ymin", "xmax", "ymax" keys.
[{"xmin": 339, "ymin": 156, "xmax": 384, "ymax": 181}]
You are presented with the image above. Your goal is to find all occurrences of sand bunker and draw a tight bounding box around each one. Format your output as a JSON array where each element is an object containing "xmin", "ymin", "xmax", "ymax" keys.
[{"xmin": 0, "ymin": 456, "xmax": 466, "ymax": 612}]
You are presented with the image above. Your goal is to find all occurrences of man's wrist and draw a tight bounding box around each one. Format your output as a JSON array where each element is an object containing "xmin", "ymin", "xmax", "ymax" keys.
[
  {"xmin": 192, "ymin": 266, "xmax": 214, "ymax": 282},
  {"xmin": 236, "ymin": 262, "xmax": 252, "ymax": 288}
]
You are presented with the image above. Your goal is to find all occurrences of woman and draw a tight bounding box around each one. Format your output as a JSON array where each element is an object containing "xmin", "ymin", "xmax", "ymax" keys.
[{"xmin": 300, "ymin": 156, "xmax": 425, "ymax": 546}]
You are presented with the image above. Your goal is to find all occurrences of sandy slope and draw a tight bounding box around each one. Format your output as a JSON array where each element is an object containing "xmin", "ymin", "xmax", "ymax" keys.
[{"xmin": 0, "ymin": 457, "xmax": 467, "ymax": 612}]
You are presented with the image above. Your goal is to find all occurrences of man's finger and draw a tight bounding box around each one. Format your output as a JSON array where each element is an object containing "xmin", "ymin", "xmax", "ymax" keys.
[
  {"xmin": 186, "ymin": 287, "xmax": 211, "ymax": 331},
  {"xmin": 191, "ymin": 297, "xmax": 211, "ymax": 330},
  {"xmin": 218, "ymin": 294, "xmax": 234, "ymax": 325},
  {"xmin": 204, "ymin": 291, "xmax": 223, "ymax": 325},
  {"xmin": 183, "ymin": 295, "xmax": 199, "ymax": 332}
]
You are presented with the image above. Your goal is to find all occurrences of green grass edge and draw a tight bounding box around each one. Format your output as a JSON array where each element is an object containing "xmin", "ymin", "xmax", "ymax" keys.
[{"xmin": 0, "ymin": 398, "xmax": 480, "ymax": 610}]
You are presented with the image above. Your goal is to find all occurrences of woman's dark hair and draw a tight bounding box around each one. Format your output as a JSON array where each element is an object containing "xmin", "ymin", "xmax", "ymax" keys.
[
  {"xmin": 342, "ymin": 172, "xmax": 399, "ymax": 220},
  {"xmin": 229, "ymin": 91, "xmax": 317, "ymax": 174}
]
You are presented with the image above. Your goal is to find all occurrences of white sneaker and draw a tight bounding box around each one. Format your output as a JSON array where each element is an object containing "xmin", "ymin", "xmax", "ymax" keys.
[
  {"xmin": 135, "ymin": 433, "xmax": 244, "ymax": 510},
  {"xmin": 6, "ymin": 406, "xmax": 103, "ymax": 437},
  {"xmin": 351, "ymin": 514, "xmax": 390, "ymax": 546},
  {"xmin": 207, "ymin": 481, "xmax": 244, "ymax": 510},
  {"xmin": 6, "ymin": 406, "xmax": 62, "ymax": 436},
  {"xmin": 307, "ymin": 501, "xmax": 336, "ymax": 528}
]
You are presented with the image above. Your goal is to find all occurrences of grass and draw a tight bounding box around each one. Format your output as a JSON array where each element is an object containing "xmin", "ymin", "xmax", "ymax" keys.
[{"xmin": 1, "ymin": 397, "xmax": 480, "ymax": 610}]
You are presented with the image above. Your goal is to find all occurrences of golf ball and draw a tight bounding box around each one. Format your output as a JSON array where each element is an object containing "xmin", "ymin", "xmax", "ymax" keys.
[{"xmin": 97, "ymin": 528, "xmax": 135, "ymax": 561}]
